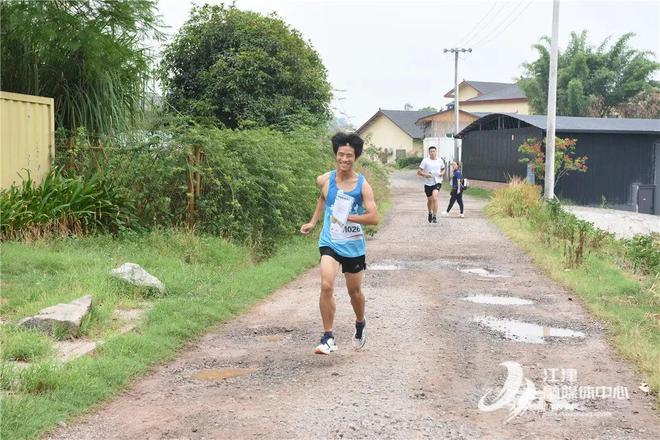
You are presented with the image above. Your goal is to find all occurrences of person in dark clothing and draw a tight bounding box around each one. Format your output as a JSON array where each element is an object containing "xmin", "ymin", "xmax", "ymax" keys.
[{"xmin": 443, "ymin": 161, "xmax": 464, "ymax": 218}]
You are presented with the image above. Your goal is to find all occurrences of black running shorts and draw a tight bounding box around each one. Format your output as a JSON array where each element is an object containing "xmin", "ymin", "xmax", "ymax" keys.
[
  {"xmin": 319, "ymin": 246, "xmax": 366, "ymax": 274},
  {"xmin": 424, "ymin": 183, "xmax": 441, "ymax": 197}
]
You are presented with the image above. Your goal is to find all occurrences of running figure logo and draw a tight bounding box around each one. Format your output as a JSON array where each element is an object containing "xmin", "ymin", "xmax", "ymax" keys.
[{"xmin": 478, "ymin": 361, "xmax": 536, "ymax": 423}]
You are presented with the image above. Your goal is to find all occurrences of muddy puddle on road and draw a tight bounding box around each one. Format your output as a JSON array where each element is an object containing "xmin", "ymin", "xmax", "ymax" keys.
[
  {"xmin": 473, "ymin": 316, "xmax": 585, "ymax": 344},
  {"xmin": 459, "ymin": 268, "xmax": 511, "ymax": 278},
  {"xmin": 369, "ymin": 259, "xmax": 503, "ymax": 273},
  {"xmin": 461, "ymin": 295, "xmax": 533, "ymax": 305},
  {"xmin": 192, "ymin": 368, "xmax": 256, "ymax": 381},
  {"xmin": 369, "ymin": 263, "xmax": 400, "ymax": 271}
]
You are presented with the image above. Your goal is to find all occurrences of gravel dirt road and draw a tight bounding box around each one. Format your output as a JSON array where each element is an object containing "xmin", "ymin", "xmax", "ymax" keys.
[{"xmin": 48, "ymin": 170, "xmax": 659, "ymax": 440}]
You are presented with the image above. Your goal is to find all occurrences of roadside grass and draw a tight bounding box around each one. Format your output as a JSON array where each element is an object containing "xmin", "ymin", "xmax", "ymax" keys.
[
  {"xmin": 1, "ymin": 231, "xmax": 253, "ymax": 342},
  {"xmin": 489, "ymin": 215, "xmax": 660, "ymax": 401},
  {"xmin": 463, "ymin": 187, "xmax": 492, "ymax": 200},
  {"xmin": 0, "ymin": 328, "xmax": 53, "ymax": 362},
  {"xmin": 440, "ymin": 183, "xmax": 493, "ymax": 200},
  {"xmin": 0, "ymin": 231, "xmax": 326, "ymax": 439}
]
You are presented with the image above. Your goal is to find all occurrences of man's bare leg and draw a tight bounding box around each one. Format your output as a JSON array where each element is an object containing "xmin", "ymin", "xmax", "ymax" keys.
[
  {"xmin": 345, "ymin": 271, "xmax": 365, "ymax": 321},
  {"xmin": 319, "ymin": 255, "xmax": 340, "ymax": 331},
  {"xmin": 345, "ymin": 270, "xmax": 367, "ymax": 348},
  {"xmin": 431, "ymin": 189, "xmax": 440, "ymax": 215}
]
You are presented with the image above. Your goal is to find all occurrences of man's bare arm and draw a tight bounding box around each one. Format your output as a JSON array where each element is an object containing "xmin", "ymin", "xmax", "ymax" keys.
[
  {"xmin": 300, "ymin": 180, "xmax": 327, "ymax": 234},
  {"xmin": 347, "ymin": 181, "xmax": 378, "ymax": 226},
  {"xmin": 417, "ymin": 167, "xmax": 432, "ymax": 178},
  {"xmin": 316, "ymin": 172, "xmax": 330, "ymax": 188}
]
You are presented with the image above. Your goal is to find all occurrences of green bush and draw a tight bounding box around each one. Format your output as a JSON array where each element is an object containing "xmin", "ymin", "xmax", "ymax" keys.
[
  {"xmin": 395, "ymin": 155, "xmax": 423, "ymax": 169},
  {"xmin": 55, "ymin": 122, "xmax": 336, "ymax": 254},
  {"xmin": 625, "ymin": 233, "xmax": 660, "ymax": 275},
  {"xmin": 0, "ymin": 169, "xmax": 137, "ymax": 241},
  {"xmin": 53, "ymin": 121, "xmax": 392, "ymax": 255}
]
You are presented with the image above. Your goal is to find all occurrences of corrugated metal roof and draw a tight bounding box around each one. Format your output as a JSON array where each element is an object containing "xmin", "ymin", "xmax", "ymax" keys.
[{"xmin": 458, "ymin": 113, "xmax": 660, "ymax": 136}]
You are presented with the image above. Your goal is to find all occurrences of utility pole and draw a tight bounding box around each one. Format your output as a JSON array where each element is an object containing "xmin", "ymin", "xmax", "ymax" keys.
[
  {"xmin": 545, "ymin": 0, "xmax": 560, "ymax": 199},
  {"xmin": 444, "ymin": 48, "xmax": 471, "ymax": 163}
]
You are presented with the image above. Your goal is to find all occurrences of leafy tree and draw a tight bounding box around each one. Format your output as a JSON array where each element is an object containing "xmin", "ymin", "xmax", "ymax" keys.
[
  {"xmin": 615, "ymin": 90, "xmax": 660, "ymax": 119},
  {"xmin": 518, "ymin": 137, "xmax": 588, "ymax": 184},
  {"xmin": 519, "ymin": 31, "xmax": 659, "ymax": 117},
  {"xmin": 160, "ymin": 4, "xmax": 332, "ymax": 130},
  {"xmin": 418, "ymin": 106, "xmax": 438, "ymax": 112},
  {"xmin": 0, "ymin": 0, "xmax": 163, "ymax": 135}
]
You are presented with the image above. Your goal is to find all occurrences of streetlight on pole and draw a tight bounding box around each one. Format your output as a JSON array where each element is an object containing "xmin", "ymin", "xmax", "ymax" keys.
[
  {"xmin": 544, "ymin": 0, "xmax": 560, "ymax": 199},
  {"xmin": 444, "ymin": 47, "xmax": 471, "ymax": 163}
]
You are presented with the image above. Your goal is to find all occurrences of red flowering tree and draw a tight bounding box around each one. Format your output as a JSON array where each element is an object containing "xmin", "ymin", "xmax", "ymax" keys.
[{"xmin": 518, "ymin": 137, "xmax": 588, "ymax": 184}]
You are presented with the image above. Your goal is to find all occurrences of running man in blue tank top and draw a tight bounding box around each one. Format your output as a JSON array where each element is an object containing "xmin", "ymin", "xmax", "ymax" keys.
[{"xmin": 300, "ymin": 132, "xmax": 378, "ymax": 355}]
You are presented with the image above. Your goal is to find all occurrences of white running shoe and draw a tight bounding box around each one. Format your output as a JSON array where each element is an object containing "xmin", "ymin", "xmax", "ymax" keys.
[
  {"xmin": 353, "ymin": 320, "xmax": 366, "ymax": 350},
  {"xmin": 459, "ymin": 213, "xmax": 465, "ymax": 218},
  {"xmin": 314, "ymin": 336, "xmax": 337, "ymax": 355},
  {"xmin": 441, "ymin": 211, "xmax": 449, "ymax": 217}
]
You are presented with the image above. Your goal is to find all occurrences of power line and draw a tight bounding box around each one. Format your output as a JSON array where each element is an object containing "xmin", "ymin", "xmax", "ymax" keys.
[
  {"xmin": 470, "ymin": 0, "xmax": 534, "ymax": 49},
  {"xmin": 462, "ymin": 1, "xmax": 517, "ymax": 47},
  {"xmin": 455, "ymin": 1, "xmax": 500, "ymax": 47}
]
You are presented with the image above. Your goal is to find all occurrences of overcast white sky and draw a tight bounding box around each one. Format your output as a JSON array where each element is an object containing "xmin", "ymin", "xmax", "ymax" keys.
[{"xmin": 156, "ymin": 0, "xmax": 660, "ymax": 126}]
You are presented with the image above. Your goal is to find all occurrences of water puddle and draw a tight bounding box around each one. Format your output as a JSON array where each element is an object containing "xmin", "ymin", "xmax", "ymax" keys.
[
  {"xmin": 369, "ymin": 264, "xmax": 400, "ymax": 271},
  {"xmin": 192, "ymin": 368, "xmax": 256, "ymax": 381},
  {"xmin": 459, "ymin": 268, "xmax": 511, "ymax": 278},
  {"xmin": 473, "ymin": 316, "xmax": 585, "ymax": 344},
  {"xmin": 462, "ymin": 295, "xmax": 533, "ymax": 305}
]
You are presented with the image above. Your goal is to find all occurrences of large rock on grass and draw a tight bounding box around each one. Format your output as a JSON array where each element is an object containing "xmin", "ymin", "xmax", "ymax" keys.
[
  {"xmin": 110, "ymin": 263, "xmax": 166, "ymax": 294},
  {"xmin": 19, "ymin": 295, "xmax": 92, "ymax": 337}
]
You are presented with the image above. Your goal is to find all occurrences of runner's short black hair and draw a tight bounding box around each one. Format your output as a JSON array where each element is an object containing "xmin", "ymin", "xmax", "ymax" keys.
[
  {"xmin": 331, "ymin": 132, "xmax": 363, "ymax": 158},
  {"xmin": 428, "ymin": 146, "xmax": 437, "ymax": 151}
]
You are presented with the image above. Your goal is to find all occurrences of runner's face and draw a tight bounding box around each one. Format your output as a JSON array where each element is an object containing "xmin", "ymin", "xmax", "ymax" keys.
[
  {"xmin": 336, "ymin": 145, "xmax": 355, "ymax": 171},
  {"xmin": 429, "ymin": 149, "xmax": 437, "ymax": 159}
]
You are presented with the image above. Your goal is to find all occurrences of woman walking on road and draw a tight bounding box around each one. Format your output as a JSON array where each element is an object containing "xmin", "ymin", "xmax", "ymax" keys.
[{"xmin": 444, "ymin": 161, "xmax": 465, "ymax": 218}]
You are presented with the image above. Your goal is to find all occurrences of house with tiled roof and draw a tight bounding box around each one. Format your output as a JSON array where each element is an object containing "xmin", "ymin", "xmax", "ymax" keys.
[
  {"xmin": 444, "ymin": 80, "xmax": 529, "ymax": 115},
  {"xmin": 356, "ymin": 109, "xmax": 434, "ymax": 163}
]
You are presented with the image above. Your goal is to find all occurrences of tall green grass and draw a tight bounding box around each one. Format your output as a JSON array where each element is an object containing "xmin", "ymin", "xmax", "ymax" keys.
[
  {"xmin": 487, "ymin": 178, "xmax": 615, "ymax": 268},
  {"xmin": 0, "ymin": 170, "xmax": 136, "ymax": 241}
]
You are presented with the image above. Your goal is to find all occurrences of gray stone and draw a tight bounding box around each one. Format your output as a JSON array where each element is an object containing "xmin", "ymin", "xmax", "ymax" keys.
[
  {"xmin": 55, "ymin": 339, "xmax": 99, "ymax": 362},
  {"xmin": 110, "ymin": 263, "xmax": 165, "ymax": 294},
  {"xmin": 19, "ymin": 295, "xmax": 92, "ymax": 337}
]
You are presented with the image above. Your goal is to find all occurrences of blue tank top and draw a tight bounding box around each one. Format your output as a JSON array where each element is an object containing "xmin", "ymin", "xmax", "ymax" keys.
[{"xmin": 318, "ymin": 171, "xmax": 366, "ymax": 257}]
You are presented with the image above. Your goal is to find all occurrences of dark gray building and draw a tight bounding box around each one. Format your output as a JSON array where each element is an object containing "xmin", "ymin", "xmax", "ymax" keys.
[{"xmin": 457, "ymin": 113, "xmax": 660, "ymax": 214}]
